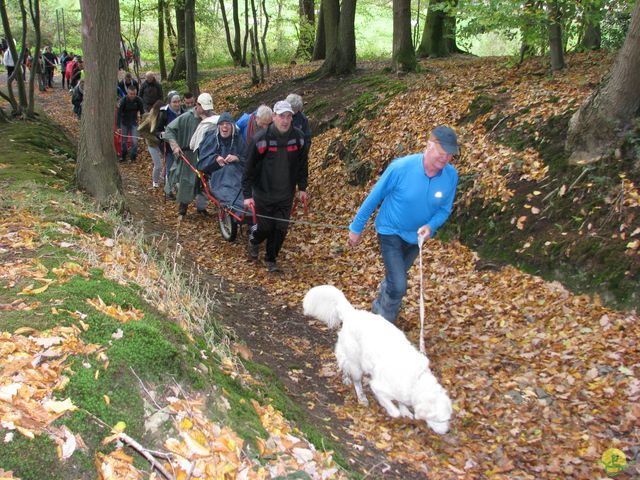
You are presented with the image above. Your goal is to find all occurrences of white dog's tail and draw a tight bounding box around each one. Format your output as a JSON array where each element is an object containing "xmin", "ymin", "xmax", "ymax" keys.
[{"xmin": 303, "ymin": 285, "xmax": 354, "ymax": 329}]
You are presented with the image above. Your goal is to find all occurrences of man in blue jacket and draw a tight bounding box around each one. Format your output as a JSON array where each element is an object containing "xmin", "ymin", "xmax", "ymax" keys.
[{"xmin": 348, "ymin": 126, "xmax": 459, "ymax": 323}]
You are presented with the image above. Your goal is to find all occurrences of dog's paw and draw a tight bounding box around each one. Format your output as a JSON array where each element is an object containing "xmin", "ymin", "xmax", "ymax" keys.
[{"xmin": 398, "ymin": 404, "xmax": 414, "ymax": 419}]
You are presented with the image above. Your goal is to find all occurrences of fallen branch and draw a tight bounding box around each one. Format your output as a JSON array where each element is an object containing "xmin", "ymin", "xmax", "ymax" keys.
[
  {"xmin": 118, "ymin": 432, "xmax": 175, "ymax": 480},
  {"xmin": 83, "ymin": 409, "xmax": 175, "ymax": 480},
  {"xmin": 130, "ymin": 366, "xmax": 164, "ymax": 411}
]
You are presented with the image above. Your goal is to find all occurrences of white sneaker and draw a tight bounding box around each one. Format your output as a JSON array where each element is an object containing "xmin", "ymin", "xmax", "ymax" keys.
[{"xmin": 152, "ymin": 182, "xmax": 159, "ymax": 188}]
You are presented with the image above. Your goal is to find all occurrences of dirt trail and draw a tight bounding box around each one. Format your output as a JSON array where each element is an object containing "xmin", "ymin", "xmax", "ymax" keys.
[{"xmin": 33, "ymin": 78, "xmax": 426, "ymax": 478}]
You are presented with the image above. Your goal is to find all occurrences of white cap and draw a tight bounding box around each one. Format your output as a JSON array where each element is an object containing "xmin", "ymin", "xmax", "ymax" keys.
[
  {"xmin": 197, "ymin": 93, "xmax": 214, "ymax": 111},
  {"xmin": 273, "ymin": 100, "xmax": 293, "ymax": 115}
]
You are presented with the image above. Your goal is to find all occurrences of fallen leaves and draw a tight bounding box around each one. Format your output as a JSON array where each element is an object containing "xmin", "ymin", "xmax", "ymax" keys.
[
  {"xmin": 0, "ymin": 325, "xmax": 98, "ymax": 450},
  {"xmin": 86, "ymin": 296, "xmax": 144, "ymax": 323}
]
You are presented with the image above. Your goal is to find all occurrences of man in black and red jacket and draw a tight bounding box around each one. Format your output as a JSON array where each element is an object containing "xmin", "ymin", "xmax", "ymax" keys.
[{"xmin": 242, "ymin": 100, "xmax": 309, "ymax": 273}]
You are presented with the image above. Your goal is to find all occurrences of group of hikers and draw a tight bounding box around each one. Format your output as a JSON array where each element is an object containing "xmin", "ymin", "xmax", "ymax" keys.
[
  {"xmin": 112, "ymin": 72, "xmax": 312, "ymax": 272},
  {"xmin": 4, "ymin": 44, "xmax": 460, "ymax": 321},
  {"xmin": 2, "ymin": 41, "xmax": 83, "ymax": 95}
]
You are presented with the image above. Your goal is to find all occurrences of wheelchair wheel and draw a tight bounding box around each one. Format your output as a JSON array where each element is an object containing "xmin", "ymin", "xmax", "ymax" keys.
[{"xmin": 219, "ymin": 209, "xmax": 238, "ymax": 242}]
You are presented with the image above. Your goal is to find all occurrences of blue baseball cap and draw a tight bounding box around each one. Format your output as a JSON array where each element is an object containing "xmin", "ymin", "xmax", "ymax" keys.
[{"xmin": 432, "ymin": 126, "xmax": 459, "ymax": 155}]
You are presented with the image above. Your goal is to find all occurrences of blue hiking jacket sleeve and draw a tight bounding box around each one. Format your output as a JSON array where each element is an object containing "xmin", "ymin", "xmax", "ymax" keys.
[{"xmin": 349, "ymin": 153, "xmax": 458, "ymax": 244}]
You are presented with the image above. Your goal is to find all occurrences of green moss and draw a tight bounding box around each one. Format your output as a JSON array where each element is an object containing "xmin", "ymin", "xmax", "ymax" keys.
[
  {"xmin": 459, "ymin": 93, "xmax": 500, "ymax": 124},
  {"xmin": 63, "ymin": 214, "xmax": 114, "ymax": 237},
  {"xmin": 0, "ymin": 434, "xmax": 62, "ymax": 480}
]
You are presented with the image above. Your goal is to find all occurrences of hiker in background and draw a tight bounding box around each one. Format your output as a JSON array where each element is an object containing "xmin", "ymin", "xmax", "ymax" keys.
[
  {"xmin": 155, "ymin": 91, "xmax": 185, "ymax": 198},
  {"xmin": 42, "ymin": 46, "xmax": 58, "ymax": 88},
  {"xmin": 236, "ymin": 104, "xmax": 272, "ymax": 143},
  {"xmin": 164, "ymin": 92, "xmax": 216, "ymax": 217},
  {"xmin": 286, "ymin": 93, "xmax": 312, "ymax": 147},
  {"xmin": 139, "ymin": 72, "xmax": 163, "ymax": 112},
  {"xmin": 3, "ymin": 46, "xmax": 14, "ymax": 80},
  {"xmin": 183, "ymin": 92, "xmax": 196, "ymax": 110},
  {"xmin": 61, "ymin": 51, "xmax": 72, "ymax": 89},
  {"xmin": 118, "ymin": 72, "xmax": 139, "ymax": 98},
  {"xmin": 69, "ymin": 56, "xmax": 83, "ymax": 89},
  {"xmin": 138, "ymin": 100, "xmax": 164, "ymax": 189},
  {"xmin": 72, "ymin": 79, "xmax": 84, "ymax": 117},
  {"xmin": 117, "ymin": 84, "xmax": 145, "ymax": 163}
]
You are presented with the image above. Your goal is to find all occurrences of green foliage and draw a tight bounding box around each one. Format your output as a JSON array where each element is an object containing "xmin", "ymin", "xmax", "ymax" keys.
[
  {"xmin": 601, "ymin": 0, "xmax": 634, "ymax": 49},
  {"xmin": 0, "ymin": 434, "xmax": 62, "ymax": 480}
]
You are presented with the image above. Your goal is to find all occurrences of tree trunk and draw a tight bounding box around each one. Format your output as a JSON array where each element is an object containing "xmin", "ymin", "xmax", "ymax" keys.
[
  {"xmin": 518, "ymin": 0, "xmax": 538, "ymax": 64},
  {"xmin": 417, "ymin": 0, "xmax": 450, "ymax": 58},
  {"xmin": 232, "ymin": 0, "xmax": 242, "ymax": 63},
  {"xmin": 250, "ymin": 0, "xmax": 264, "ymax": 82},
  {"xmin": 27, "ymin": 0, "xmax": 42, "ymax": 118},
  {"xmin": 566, "ymin": 0, "xmax": 640, "ymax": 163},
  {"xmin": 220, "ymin": 0, "xmax": 242, "ymax": 65},
  {"xmin": 261, "ymin": 0, "xmax": 270, "ymax": 75},
  {"xmin": 76, "ymin": 0, "xmax": 124, "ymax": 208},
  {"xmin": 319, "ymin": 0, "xmax": 356, "ymax": 75},
  {"xmin": 169, "ymin": 3, "xmax": 186, "ymax": 81},
  {"xmin": 158, "ymin": 0, "xmax": 167, "ymax": 80},
  {"xmin": 312, "ymin": 0, "xmax": 325, "ymax": 60},
  {"xmin": 242, "ymin": 0, "xmax": 249, "ymax": 66},
  {"xmin": 184, "ymin": 0, "xmax": 198, "ymax": 94},
  {"xmin": 295, "ymin": 0, "xmax": 315, "ymax": 60},
  {"xmin": 164, "ymin": 0, "xmax": 177, "ymax": 59},
  {"xmin": 392, "ymin": 0, "xmax": 416, "ymax": 72},
  {"xmin": 0, "ymin": 0, "xmax": 29, "ymax": 113},
  {"xmin": 249, "ymin": 27, "xmax": 258, "ymax": 85},
  {"xmin": 548, "ymin": 0, "xmax": 565, "ymax": 70},
  {"xmin": 579, "ymin": 3, "xmax": 602, "ymax": 51},
  {"xmin": 444, "ymin": 14, "xmax": 464, "ymax": 53}
]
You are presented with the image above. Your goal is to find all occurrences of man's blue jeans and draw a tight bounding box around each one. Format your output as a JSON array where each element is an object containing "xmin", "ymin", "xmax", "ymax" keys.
[
  {"xmin": 372, "ymin": 233, "xmax": 420, "ymax": 323},
  {"xmin": 120, "ymin": 124, "xmax": 138, "ymax": 160}
]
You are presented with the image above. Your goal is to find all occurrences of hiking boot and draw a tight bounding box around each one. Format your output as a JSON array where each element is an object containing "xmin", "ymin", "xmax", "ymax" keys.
[
  {"xmin": 152, "ymin": 182, "xmax": 160, "ymax": 188},
  {"xmin": 265, "ymin": 261, "xmax": 280, "ymax": 273},
  {"xmin": 178, "ymin": 203, "xmax": 188, "ymax": 216},
  {"xmin": 196, "ymin": 209, "xmax": 209, "ymax": 217},
  {"xmin": 247, "ymin": 238, "xmax": 259, "ymax": 259},
  {"xmin": 119, "ymin": 156, "xmax": 126, "ymax": 163}
]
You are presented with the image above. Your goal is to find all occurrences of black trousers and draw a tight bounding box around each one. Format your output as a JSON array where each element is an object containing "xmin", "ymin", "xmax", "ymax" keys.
[{"xmin": 250, "ymin": 201, "xmax": 292, "ymax": 262}]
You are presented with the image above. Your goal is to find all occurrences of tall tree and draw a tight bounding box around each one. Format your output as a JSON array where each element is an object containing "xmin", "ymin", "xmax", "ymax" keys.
[
  {"xmin": 219, "ymin": 0, "xmax": 243, "ymax": 65},
  {"xmin": 76, "ymin": 0, "xmax": 124, "ymax": 207},
  {"xmin": 392, "ymin": 0, "xmax": 416, "ymax": 72},
  {"xmin": 312, "ymin": 0, "xmax": 325, "ymax": 60},
  {"xmin": 26, "ymin": 0, "xmax": 42, "ymax": 118},
  {"xmin": 158, "ymin": 0, "xmax": 167, "ymax": 79},
  {"xmin": 164, "ymin": 0, "xmax": 178, "ymax": 59},
  {"xmin": 566, "ymin": 0, "xmax": 640, "ymax": 163},
  {"xmin": 250, "ymin": 0, "xmax": 264, "ymax": 82},
  {"xmin": 578, "ymin": 0, "xmax": 603, "ymax": 50},
  {"xmin": 416, "ymin": 0, "xmax": 462, "ymax": 57},
  {"xmin": 548, "ymin": 0, "xmax": 565, "ymax": 70},
  {"xmin": 261, "ymin": 0, "xmax": 270, "ymax": 74},
  {"xmin": 318, "ymin": 0, "xmax": 356, "ymax": 76},
  {"xmin": 184, "ymin": 0, "xmax": 198, "ymax": 93},
  {"xmin": 0, "ymin": 0, "xmax": 29, "ymax": 115},
  {"xmin": 169, "ymin": 1, "xmax": 186, "ymax": 81},
  {"xmin": 295, "ymin": 0, "xmax": 315, "ymax": 60}
]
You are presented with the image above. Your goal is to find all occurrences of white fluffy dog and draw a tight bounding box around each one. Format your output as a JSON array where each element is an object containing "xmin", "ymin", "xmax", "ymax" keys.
[{"xmin": 303, "ymin": 285, "xmax": 453, "ymax": 434}]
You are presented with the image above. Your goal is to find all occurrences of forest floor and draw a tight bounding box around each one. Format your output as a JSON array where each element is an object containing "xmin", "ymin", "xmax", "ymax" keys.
[{"xmin": 2, "ymin": 53, "xmax": 640, "ymax": 479}]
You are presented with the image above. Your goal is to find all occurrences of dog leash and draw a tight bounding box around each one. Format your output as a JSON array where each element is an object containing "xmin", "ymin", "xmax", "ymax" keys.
[{"xmin": 417, "ymin": 232, "xmax": 426, "ymax": 354}]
